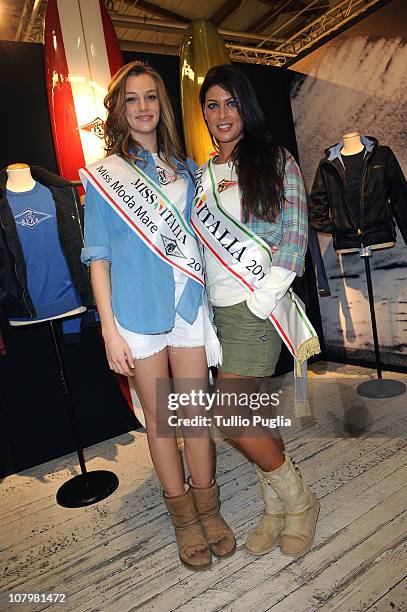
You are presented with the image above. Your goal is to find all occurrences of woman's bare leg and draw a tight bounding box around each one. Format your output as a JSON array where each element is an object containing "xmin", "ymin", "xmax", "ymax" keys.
[
  {"xmin": 131, "ymin": 348, "xmax": 185, "ymax": 497},
  {"xmin": 168, "ymin": 346, "xmax": 214, "ymax": 488},
  {"xmin": 216, "ymin": 371, "xmax": 285, "ymax": 471}
]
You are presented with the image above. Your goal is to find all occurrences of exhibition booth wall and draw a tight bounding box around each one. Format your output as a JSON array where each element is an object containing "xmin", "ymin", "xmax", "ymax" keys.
[
  {"xmin": 289, "ymin": 0, "xmax": 407, "ymax": 370},
  {"xmin": 0, "ymin": 42, "xmax": 322, "ymax": 477}
]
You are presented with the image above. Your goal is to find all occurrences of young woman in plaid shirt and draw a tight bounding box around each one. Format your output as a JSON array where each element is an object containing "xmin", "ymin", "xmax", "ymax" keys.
[{"xmin": 196, "ymin": 64, "xmax": 320, "ymax": 557}]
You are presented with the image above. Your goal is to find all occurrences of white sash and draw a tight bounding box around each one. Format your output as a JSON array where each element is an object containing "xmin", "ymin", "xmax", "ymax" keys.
[
  {"xmin": 191, "ymin": 160, "xmax": 320, "ymax": 366},
  {"xmin": 79, "ymin": 154, "xmax": 204, "ymax": 287},
  {"xmin": 80, "ymin": 154, "xmax": 223, "ymax": 368},
  {"xmin": 191, "ymin": 160, "xmax": 319, "ymax": 418},
  {"xmin": 192, "ymin": 160, "xmax": 320, "ymax": 417}
]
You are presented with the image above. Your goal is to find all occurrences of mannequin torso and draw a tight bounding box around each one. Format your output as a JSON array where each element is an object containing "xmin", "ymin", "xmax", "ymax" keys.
[
  {"xmin": 336, "ymin": 134, "xmax": 395, "ymax": 254},
  {"xmin": 6, "ymin": 163, "xmax": 86, "ymax": 326},
  {"xmin": 341, "ymin": 131, "xmax": 365, "ymax": 156},
  {"xmin": 6, "ymin": 163, "xmax": 36, "ymax": 192}
]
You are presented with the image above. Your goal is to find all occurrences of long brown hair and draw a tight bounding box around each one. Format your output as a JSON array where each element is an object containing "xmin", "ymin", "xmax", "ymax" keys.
[{"xmin": 104, "ymin": 61, "xmax": 187, "ymax": 172}]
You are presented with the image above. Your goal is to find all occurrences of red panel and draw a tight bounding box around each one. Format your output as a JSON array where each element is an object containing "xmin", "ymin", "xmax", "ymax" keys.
[
  {"xmin": 115, "ymin": 374, "xmax": 134, "ymax": 412},
  {"xmin": 44, "ymin": 0, "xmax": 86, "ymax": 183},
  {"xmin": 45, "ymin": 1, "xmax": 134, "ymax": 412},
  {"xmin": 98, "ymin": 5, "xmax": 133, "ymax": 415},
  {"xmin": 99, "ymin": 0, "xmax": 124, "ymax": 78}
]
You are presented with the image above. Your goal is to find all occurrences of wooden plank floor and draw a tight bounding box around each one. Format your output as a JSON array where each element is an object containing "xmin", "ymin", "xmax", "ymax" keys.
[{"xmin": 1, "ymin": 362, "xmax": 407, "ymax": 612}]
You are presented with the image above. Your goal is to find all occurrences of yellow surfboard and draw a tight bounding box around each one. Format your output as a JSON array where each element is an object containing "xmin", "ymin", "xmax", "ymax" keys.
[{"xmin": 180, "ymin": 19, "xmax": 230, "ymax": 166}]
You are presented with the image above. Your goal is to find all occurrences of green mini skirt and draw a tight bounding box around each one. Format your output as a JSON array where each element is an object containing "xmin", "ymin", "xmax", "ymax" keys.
[{"xmin": 212, "ymin": 300, "xmax": 282, "ymax": 377}]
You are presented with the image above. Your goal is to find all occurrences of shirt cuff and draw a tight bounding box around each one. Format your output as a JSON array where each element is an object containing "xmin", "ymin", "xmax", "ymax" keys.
[
  {"xmin": 271, "ymin": 248, "xmax": 305, "ymax": 276},
  {"xmin": 246, "ymin": 267, "xmax": 296, "ymax": 319},
  {"xmin": 81, "ymin": 246, "xmax": 111, "ymax": 266}
]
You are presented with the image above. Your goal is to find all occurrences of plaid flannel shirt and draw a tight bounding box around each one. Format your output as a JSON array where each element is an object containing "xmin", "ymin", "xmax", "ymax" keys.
[{"xmin": 245, "ymin": 148, "xmax": 308, "ymax": 276}]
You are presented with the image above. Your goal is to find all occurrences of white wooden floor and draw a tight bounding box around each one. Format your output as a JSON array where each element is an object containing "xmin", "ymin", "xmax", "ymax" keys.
[{"xmin": 1, "ymin": 362, "xmax": 407, "ymax": 612}]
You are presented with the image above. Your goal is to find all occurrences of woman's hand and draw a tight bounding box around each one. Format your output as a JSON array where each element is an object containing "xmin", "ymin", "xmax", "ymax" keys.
[
  {"xmin": 103, "ymin": 328, "xmax": 135, "ymax": 377},
  {"xmin": 88, "ymin": 261, "xmax": 135, "ymax": 376}
]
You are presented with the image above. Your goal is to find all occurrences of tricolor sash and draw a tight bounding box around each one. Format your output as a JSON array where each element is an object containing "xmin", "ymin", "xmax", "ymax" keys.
[
  {"xmin": 79, "ymin": 154, "xmax": 204, "ymax": 287},
  {"xmin": 191, "ymin": 160, "xmax": 320, "ymax": 367}
]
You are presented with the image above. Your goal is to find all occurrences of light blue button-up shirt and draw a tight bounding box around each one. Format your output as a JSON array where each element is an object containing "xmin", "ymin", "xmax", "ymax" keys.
[{"xmin": 81, "ymin": 149, "xmax": 202, "ymax": 334}]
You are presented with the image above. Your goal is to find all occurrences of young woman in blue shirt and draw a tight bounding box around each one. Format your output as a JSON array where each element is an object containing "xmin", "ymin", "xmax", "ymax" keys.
[{"xmin": 81, "ymin": 61, "xmax": 235, "ymax": 570}]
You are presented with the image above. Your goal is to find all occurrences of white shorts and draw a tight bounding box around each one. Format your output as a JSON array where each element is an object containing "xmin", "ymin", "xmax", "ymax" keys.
[{"xmin": 115, "ymin": 305, "xmax": 205, "ymax": 360}]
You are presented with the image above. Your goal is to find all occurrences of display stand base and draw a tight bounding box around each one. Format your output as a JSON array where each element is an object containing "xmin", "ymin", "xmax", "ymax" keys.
[
  {"xmin": 56, "ymin": 470, "xmax": 119, "ymax": 508},
  {"xmin": 357, "ymin": 378, "xmax": 406, "ymax": 399}
]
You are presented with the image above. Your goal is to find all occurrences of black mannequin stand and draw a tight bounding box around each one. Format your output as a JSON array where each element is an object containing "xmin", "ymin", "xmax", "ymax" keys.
[
  {"xmin": 356, "ymin": 246, "xmax": 406, "ymax": 399},
  {"xmin": 49, "ymin": 320, "xmax": 119, "ymax": 507}
]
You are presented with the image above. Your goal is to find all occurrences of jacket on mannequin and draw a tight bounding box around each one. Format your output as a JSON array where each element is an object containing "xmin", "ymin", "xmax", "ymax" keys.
[
  {"xmin": 0, "ymin": 166, "xmax": 93, "ymax": 319},
  {"xmin": 309, "ymin": 136, "xmax": 407, "ymax": 251}
]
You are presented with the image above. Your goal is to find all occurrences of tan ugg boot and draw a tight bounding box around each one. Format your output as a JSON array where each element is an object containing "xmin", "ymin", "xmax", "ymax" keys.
[
  {"xmin": 260, "ymin": 452, "xmax": 320, "ymax": 557},
  {"xmin": 163, "ymin": 487, "xmax": 212, "ymax": 570},
  {"xmin": 245, "ymin": 465, "xmax": 285, "ymax": 555},
  {"xmin": 189, "ymin": 479, "xmax": 236, "ymax": 558}
]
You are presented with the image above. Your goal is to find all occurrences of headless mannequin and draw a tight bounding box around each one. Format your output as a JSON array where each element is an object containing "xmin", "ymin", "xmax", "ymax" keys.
[
  {"xmin": 4, "ymin": 166, "xmax": 119, "ymax": 506},
  {"xmin": 338, "ymin": 132, "xmax": 395, "ymax": 254},
  {"xmin": 6, "ymin": 163, "xmax": 86, "ymax": 326}
]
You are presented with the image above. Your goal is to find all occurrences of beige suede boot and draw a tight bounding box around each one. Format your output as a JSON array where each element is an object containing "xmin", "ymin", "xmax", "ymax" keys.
[
  {"xmin": 189, "ymin": 479, "xmax": 236, "ymax": 558},
  {"xmin": 260, "ymin": 452, "xmax": 320, "ymax": 556},
  {"xmin": 163, "ymin": 487, "xmax": 212, "ymax": 570},
  {"xmin": 245, "ymin": 465, "xmax": 285, "ymax": 555}
]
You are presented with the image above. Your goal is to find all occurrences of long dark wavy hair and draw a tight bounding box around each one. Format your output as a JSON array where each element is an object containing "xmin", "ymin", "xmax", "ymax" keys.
[
  {"xmin": 104, "ymin": 61, "xmax": 187, "ymax": 173},
  {"xmin": 199, "ymin": 64, "xmax": 286, "ymax": 222}
]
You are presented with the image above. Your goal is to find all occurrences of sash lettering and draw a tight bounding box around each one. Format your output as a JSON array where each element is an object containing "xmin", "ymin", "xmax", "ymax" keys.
[{"xmin": 80, "ymin": 155, "xmax": 204, "ymax": 286}]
